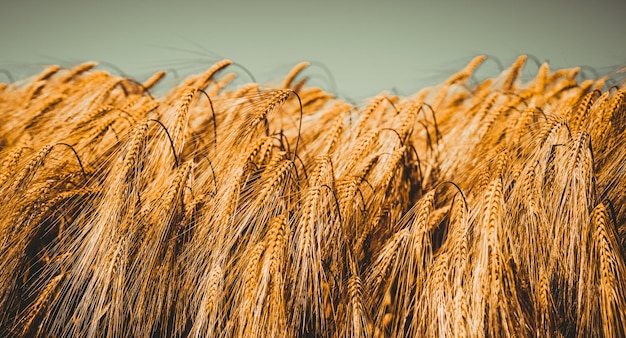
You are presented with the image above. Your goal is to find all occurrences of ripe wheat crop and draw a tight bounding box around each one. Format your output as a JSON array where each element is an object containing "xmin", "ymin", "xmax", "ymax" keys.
[{"xmin": 0, "ymin": 56, "xmax": 624, "ymax": 337}]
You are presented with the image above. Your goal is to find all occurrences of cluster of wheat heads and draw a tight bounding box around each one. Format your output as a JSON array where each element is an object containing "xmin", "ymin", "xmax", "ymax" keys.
[{"xmin": 0, "ymin": 56, "xmax": 624, "ymax": 337}]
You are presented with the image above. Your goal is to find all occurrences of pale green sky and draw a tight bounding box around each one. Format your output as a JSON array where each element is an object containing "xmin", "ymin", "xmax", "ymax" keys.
[{"xmin": 1, "ymin": 0, "xmax": 624, "ymax": 99}]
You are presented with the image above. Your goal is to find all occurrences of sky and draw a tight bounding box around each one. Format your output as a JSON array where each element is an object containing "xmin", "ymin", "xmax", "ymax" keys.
[{"xmin": 1, "ymin": 0, "xmax": 624, "ymax": 99}]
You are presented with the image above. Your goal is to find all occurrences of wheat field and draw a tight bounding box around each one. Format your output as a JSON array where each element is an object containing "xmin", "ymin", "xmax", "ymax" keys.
[{"xmin": 0, "ymin": 56, "xmax": 624, "ymax": 337}]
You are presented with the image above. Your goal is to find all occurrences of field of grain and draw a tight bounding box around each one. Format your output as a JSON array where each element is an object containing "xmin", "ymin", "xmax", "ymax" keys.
[{"xmin": 0, "ymin": 56, "xmax": 624, "ymax": 337}]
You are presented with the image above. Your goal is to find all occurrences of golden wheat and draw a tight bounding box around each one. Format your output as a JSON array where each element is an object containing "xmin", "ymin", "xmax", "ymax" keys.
[{"xmin": 0, "ymin": 55, "xmax": 624, "ymax": 337}]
